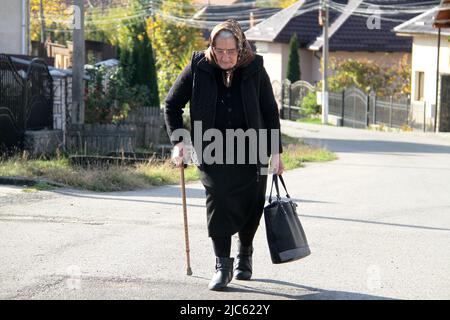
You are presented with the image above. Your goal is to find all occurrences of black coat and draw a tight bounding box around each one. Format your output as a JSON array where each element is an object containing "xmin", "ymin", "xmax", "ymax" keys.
[
  {"xmin": 164, "ymin": 51, "xmax": 282, "ymax": 237},
  {"xmin": 164, "ymin": 51, "xmax": 283, "ymax": 169}
]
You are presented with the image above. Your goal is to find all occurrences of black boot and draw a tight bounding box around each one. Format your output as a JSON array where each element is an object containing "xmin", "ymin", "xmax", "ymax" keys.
[
  {"xmin": 208, "ymin": 257, "xmax": 234, "ymax": 291},
  {"xmin": 234, "ymin": 243, "xmax": 253, "ymax": 280}
]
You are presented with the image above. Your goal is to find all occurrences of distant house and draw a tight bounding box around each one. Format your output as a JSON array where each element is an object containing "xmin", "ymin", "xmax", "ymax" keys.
[
  {"xmin": 194, "ymin": 3, "xmax": 280, "ymax": 31},
  {"xmin": 0, "ymin": 0, "xmax": 29, "ymax": 55},
  {"xmin": 192, "ymin": 1, "xmax": 281, "ymax": 42},
  {"xmin": 394, "ymin": 7, "xmax": 450, "ymax": 131},
  {"xmin": 245, "ymin": 0, "xmax": 440, "ymax": 85},
  {"xmin": 43, "ymin": 39, "xmax": 117, "ymax": 69}
]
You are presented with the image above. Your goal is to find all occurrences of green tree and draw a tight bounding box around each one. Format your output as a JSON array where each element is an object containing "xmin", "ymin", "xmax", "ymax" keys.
[
  {"xmin": 30, "ymin": 0, "xmax": 70, "ymax": 43},
  {"xmin": 286, "ymin": 33, "xmax": 301, "ymax": 82},
  {"xmin": 147, "ymin": 0, "xmax": 207, "ymax": 103},
  {"xmin": 87, "ymin": 0, "xmax": 160, "ymax": 107},
  {"xmin": 85, "ymin": 63, "xmax": 151, "ymax": 124},
  {"xmin": 120, "ymin": 20, "xmax": 160, "ymax": 107}
]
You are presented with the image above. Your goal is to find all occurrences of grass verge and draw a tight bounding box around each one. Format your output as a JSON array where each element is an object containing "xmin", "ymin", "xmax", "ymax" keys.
[
  {"xmin": 0, "ymin": 134, "xmax": 336, "ymax": 192},
  {"xmin": 297, "ymin": 117, "xmax": 322, "ymax": 125}
]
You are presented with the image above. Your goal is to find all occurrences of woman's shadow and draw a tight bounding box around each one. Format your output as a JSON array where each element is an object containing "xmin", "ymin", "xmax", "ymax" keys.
[{"xmin": 193, "ymin": 276, "xmax": 395, "ymax": 300}]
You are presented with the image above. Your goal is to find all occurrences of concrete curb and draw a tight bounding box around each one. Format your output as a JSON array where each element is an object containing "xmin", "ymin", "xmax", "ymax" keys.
[{"xmin": 0, "ymin": 176, "xmax": 67, "ymax": 188}]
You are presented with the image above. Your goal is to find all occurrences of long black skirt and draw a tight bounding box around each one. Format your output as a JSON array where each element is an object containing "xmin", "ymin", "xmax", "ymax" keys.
[{"xmin": 198, "ymin": 163, "xmax": 268, "ymax": 238}]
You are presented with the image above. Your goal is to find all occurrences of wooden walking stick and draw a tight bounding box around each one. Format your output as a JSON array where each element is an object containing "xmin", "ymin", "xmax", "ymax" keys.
[{"xmin": 180, "ymin": 163, "xmax": 193, "ymax": 276}]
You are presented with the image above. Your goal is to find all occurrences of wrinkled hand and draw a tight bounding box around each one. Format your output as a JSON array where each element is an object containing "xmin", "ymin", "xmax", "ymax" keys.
[
  {"xmin": 270, "ymin": 153, "xmax": 284, "ymax": 175},
  {"xmin": 171, "ymin": 142, "xmax": 186, "ymax": 168}
]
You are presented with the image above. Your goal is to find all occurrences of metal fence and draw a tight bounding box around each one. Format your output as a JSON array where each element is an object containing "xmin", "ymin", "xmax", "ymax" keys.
[
  {"xmin": 24, "ymin": 59, "xmax": 54, "ymax": 130},
  {"xmin": 0, "ymin": 54, "xmax": 54, "ymax": 152},
  {"xmin": 329, "ymin": 86, "xmax": 411, "ymax": 129},
  {"xmin": 0, "ymin": 54, "xmax": 26, "ymax": 151},
  {"xmin": 52, "ymin": 72, "xmax": 72, "ymax": 148},
  {"xmin": 407, "ymin": 100, "xmax": 437, "ymax": 132},
  {"xmin": 273, "ymin": 79, "xmax": 423, "ymax": 130},
  {"xmin": 272, "ymin": 79, "xmax": 316, "ymax": 121}
]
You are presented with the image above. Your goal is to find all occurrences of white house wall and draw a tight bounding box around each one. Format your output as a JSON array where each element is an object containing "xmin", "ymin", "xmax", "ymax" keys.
[
  {"xmin": 411, "ymin": 35, "xmax": 450, "ymax": 105},
  {"xmin": 255, "ymin": 41, "xmax": 284, "ymax": 83},
  {"xmin": 299, "ymin": 48, "xmax": 315, "ymax": 84},
  {"xmin": 280, "ymin": 43, "xmax": 289, "ymax": 83},
  {"xmin": 311, "ymin": 51, "xmax": 322, "ymax": 85},
  {"xmin": 256, "ymin": 41, "xmax": 318, "ymax": 85},
  {"xmin": 0, "ymin": 0, "xmax": 24, "ymax": 54}
]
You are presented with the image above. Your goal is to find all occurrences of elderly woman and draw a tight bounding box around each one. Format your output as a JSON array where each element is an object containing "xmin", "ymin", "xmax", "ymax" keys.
[{"xmin": 164, "ymin": 19, "xmax": 284, "ymax": 291}]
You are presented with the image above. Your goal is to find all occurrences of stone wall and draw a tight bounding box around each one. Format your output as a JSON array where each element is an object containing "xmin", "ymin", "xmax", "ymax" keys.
[{"xmin": 24, "ymin": 130, "xmax": 64, "ymax": 158}]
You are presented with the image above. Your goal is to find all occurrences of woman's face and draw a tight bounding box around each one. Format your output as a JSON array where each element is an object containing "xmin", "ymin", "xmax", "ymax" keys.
[{"xmin": 213, "ymin": 36, "xmax": 238, "ymax": 70}]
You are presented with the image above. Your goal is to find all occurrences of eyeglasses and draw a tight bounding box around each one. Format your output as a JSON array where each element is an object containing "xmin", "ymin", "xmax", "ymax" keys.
[{"xmin": 213, "ymin": 47, "xmax": 238, "ymax": 56}]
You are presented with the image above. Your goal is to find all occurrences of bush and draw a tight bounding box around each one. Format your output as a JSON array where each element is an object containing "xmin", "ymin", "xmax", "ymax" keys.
[
  {"xmin": 299, "ymin": 91, "xmax": 319, "ymax": 117},
  {"xmin": 85, "ymin": 64, "xmax": 151, "ymax": 124},
  {"xmin": 325, "ymin": 56, "xmax": 411, "ymax": 98}
]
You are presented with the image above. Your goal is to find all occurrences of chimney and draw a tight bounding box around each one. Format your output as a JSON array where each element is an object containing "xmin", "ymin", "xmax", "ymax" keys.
[{"xmin": 249, "ymin": 11, "xmax": 255, "ymax": 28}]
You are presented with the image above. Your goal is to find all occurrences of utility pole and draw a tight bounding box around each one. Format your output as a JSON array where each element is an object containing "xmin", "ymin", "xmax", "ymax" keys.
[
  {"xmin": 320, "ymin": 0, "xmax": 329, "ymax": 125},
  {"xmin": 39, "ymin": 0, "xmax": 45, "ymax": 43},
  {"xmin": 434, "ymin": 27, "xmax": 441, "ymax": 132},
  {"xmin": 72, "ymin": 0, "xmax": 85, "ymax": 124},
  {"xmin": 22, "ymin": 0, "xmax": 30, "ymax": 54}
]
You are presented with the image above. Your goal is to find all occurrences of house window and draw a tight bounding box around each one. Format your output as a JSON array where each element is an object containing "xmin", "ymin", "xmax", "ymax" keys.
[{"xmin": 415, "ymin": 71, "xmax": 425, "ymax": 101}]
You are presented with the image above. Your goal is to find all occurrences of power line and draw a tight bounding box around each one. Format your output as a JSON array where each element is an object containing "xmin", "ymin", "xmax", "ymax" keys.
[
  {"xmin": 36, "ymin": 0, "xmax": 281, "ymax": 21},
  {"xmin": 39, "ymin": 0, "xmax": 441, "ymax": 33},
  {"xmin": 331, "ymin": 0, "xmax": 439, "ymax": 15},
  {"xmin": 35, "ymin": 0, "xmax": 441, "ymax": 21},
  {"xmin": 41, "ymin": 2, "xmax": 280, "ymax": 32},
  {"xmin": 327, "ymin": 0, "xmax": 439, "ymax": 22}
]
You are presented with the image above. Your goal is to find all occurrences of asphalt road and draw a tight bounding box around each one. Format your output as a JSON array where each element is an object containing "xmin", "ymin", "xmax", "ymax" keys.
[{"xmin": 1, "ymin": 120, "xmax": 450, "ymax": 300}]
